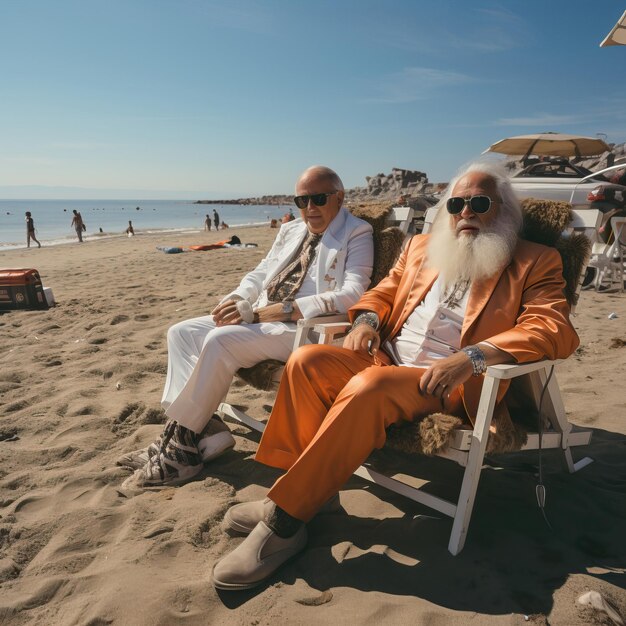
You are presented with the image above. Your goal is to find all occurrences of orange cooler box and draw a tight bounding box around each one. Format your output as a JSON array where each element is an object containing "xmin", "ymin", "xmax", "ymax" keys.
[{"xmin": 0, "ymin": 269, "xmax": 49, "ymax": 311}]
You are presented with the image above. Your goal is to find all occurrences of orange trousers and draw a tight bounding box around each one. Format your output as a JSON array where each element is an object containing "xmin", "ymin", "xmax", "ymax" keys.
[{"xmin": 255, "ymin": 344, "xmax": 464, "ymax": 522}]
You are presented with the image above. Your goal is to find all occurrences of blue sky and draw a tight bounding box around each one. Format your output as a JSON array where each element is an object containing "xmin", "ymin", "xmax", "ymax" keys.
[{"xmin": 0, "ymin": 0, "xmax": 624, "ymax": 199}]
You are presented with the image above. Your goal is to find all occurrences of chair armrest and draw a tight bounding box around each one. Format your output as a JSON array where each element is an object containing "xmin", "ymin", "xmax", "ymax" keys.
[
  {"xmin": 296, "ymin": 313, "xmax": 348, "ymax": 328},
  {"xmin": 313, "ymin": 321, "xmax": 352, "ymax": 345},
  {"xmin": 485, "ymin": 359, "xmax": 564, "ymax": 380},
  {"xmin": 294, "ymin": 314, "xmax": 349, "ymax": 348}
]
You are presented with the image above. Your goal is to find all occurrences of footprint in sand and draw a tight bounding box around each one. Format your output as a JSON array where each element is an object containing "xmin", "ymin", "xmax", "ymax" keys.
[
  {"xmin": 134, "ymin": 314, "xmax": 151, "ymax": 321},
  {"xmin": 143, "ymin": 361, "xmax": 167, "ymax": 375},
  {"xmin": 114, "ymin": 402, "xmax": 146, "ymax": 424},
  {"xmin": 3, "ymin": 400, "xmax": 29, "ymax": 414},
  {"xmin": 110, "ymin": 315, "xmax": 129, "ymax": 325},
  {"xmin": 0, "ymin": 372, "xmax": 22, "ymax": 384},
  {"xmin": 331, "ymin": 541, "xmax": 419, "ymax": 566},
  {"xmin": 37, "ymin": 324, "xmax": 61, "ymax": 333},
  {"xmin": 143, "ymin": 523, "xmax": 175, "ymax": 539},
  {"xmin": 69, "ymin": 405, "xmax": 97, "ymax": 417},
  {"xmin": 0, "ymin": 381, "xmax": 21, "ymax": 393}
]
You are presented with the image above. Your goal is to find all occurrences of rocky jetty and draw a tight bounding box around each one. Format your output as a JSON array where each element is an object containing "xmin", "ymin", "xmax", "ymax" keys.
[
  {"xmin": 575, "ymin": 140, "xmax": 626, "ymax": 172},
  {"xmin": 195, "ymin": 166, "xmax": 441, "ymax": 207}
]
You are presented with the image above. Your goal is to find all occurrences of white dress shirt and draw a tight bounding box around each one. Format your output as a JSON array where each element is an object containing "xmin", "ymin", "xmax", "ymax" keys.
[{"xmin": 388, "ymin": 276, "xmax": 470, "ymax": 367}]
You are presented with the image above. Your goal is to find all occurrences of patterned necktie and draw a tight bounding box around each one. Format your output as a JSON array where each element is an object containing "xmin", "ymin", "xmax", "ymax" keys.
[{"xmin": 265, "ymin": 232, "xmax": 322, "ymax": 303}]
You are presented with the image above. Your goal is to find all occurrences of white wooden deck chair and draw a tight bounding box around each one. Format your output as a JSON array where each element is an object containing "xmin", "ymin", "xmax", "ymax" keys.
[
  {"xmin": 421, "ymin": 206, "xmax": 439, "ymax": 234},
  {"xmin": 386, "ymin": 206, "xmax": 415, "ymax": 235},
  {"xmin": 312, "ymin": 206, "xmax": 594, "ymax": 555},
  {"xmin": 588, "ymin": 216, "xmax": 626, "ymax": 292},
  {"xmin": 566, "ymin": 208, "xmax": 602, "ymax": 302},
  {"xmin": 568, "ymin": 206, "xmax": 602, "ymax": 243}
]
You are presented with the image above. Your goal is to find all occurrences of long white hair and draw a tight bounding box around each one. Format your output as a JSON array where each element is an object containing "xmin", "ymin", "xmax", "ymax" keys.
[{"xmin": 426, "ymin": 161, "xmax": 523, "ymax": 286}]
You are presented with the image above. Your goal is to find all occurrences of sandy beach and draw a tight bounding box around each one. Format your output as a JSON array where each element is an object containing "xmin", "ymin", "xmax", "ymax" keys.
[{"xmin": 1, "ymin": 227, "xmax": 625, "ymax": 625}]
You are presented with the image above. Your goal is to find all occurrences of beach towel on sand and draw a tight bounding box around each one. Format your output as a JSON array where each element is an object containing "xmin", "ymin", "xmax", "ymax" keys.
[{"xmin": 156, "ymin": 246, "xmax": 184, "ymax": 254}]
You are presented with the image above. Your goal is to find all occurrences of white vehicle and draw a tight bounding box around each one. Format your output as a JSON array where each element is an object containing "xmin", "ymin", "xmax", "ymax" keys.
[{"xmin": 510, "ymin": 162, "xmax": 626, "ymax": 205}]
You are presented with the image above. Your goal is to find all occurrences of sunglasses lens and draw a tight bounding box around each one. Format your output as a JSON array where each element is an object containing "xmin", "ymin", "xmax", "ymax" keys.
[
  {"xmin": 295, "ymin": 192, "xmax": 335, "ymax": 209},
  {"xmin": 294, "ymin": 196, "xmax": 308, "ymax": 209},
  {"xmin": 446, "ymin": 197, "xmax": 465, "ymax": 214},
  {"xmin": 310, "ymin": 193, "xmax": 328, "ymax": 207},
  {"xmin": 470, "ymin": 196, "xmax": 491, "ymax": 213}
]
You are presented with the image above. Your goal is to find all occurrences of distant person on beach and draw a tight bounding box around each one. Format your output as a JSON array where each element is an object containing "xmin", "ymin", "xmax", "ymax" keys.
[
  {"xmin": 71, "ymin": 210, "xmax": 85, "ymax": 242},
  {"xmin": 117, "ymin": 166, "xmax": 374, "ymax": 489},
  {"xmin": 25, "ymin": 211, "xmax": 41, "ymax": 248},
  {"xmin": 220, "ymin": 221, "xmax": 229, "ymax": 229},
  {"xmin": 204, "ymin": 214, "xmax": 212, "ymax": 231},
  {"xmin": 213, "ymin": 209, "xmax": 220, "ymax": 231},
  {"xmin": 281, "ymin": 208, "xmax": 295, "ymax": 224},
  {"xmin": 210, "ymin": 161, "xmax": 580, "ymax": 591},
  {"xmin": 126, "ymin": 220, "xmax": 135, "ymax": 236}
]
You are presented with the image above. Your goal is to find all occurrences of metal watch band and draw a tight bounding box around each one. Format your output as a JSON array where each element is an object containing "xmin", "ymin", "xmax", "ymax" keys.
[
  {"xmin": 461, "ymin": 345, "xmax": 487, "ymax": 376},
  {"xmin": 352, "ymin": 311, "xmax": 380, "ymax": 332}
]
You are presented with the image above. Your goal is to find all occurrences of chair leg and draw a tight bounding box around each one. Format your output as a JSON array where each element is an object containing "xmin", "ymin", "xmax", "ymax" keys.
[
  {"xmin": 448, "ymin": 375, "xmax": 499, "ymax": 555},
  {"xmin": 534, "ymin": 368, "xmax": 593, "ymax": 473}
]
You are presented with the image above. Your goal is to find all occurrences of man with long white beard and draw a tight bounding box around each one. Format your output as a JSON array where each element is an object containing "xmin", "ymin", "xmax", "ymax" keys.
[{"xmin": 211, "ymin": 162, "xmax": 580, "ymax": 591}]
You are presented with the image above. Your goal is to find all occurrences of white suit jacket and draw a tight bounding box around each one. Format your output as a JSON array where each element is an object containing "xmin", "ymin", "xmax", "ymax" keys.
[{"xmin": 224, "ymin": 207, "xmax": 374, "ymax": 321}]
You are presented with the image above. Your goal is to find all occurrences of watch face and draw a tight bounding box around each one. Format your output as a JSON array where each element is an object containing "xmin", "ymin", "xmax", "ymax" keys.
[{"xmin": 282, "ymin": 301, "xmax": 293, "ymax": 314}]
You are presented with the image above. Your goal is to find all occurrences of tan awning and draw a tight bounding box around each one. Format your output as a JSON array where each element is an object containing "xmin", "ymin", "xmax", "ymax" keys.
[{"xmin": 600, "ymin": 10, "xmax": 626, "ymax": 47}]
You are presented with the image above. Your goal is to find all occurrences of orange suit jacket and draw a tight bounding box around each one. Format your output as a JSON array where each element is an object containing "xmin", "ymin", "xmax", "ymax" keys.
[{"xmin": 349, "ymin": 234, "xmax": 580, "ymax": 423}]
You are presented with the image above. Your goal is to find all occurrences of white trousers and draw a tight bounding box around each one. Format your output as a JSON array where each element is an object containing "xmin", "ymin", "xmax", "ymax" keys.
[{"xmin": 161, "ymin": 315, "xmax": 297, "ymax": 433}]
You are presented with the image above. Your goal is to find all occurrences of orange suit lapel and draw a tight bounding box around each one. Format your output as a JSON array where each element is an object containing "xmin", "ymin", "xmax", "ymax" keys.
[
  {"xmin": 461, "ymin": 266, "xmax": 507, "ymax": 343},
  {"xmin": 387, "ymin": 259, "xmax": 438, "ymax": 341}
]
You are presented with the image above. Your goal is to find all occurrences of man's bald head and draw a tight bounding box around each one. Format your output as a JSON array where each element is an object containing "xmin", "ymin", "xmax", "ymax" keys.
[{"xmin": 296, "ymin": 166, "xmax": 344, "ymax": 194}]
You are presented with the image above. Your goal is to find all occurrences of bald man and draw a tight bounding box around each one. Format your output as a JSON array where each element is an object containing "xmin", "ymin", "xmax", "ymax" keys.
[
  {"xmin": 117, "ymin": 166, "xmax": 374, "ymax": 488},
  {"xmin": 211, "ymin": 161, "xmax": 579, "ymax": 590}
]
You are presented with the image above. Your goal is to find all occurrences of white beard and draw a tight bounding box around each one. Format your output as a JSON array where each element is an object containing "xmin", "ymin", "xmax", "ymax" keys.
[{"xmin": 426, "ymin": 215, "xmax": 519, "ymax": 287}]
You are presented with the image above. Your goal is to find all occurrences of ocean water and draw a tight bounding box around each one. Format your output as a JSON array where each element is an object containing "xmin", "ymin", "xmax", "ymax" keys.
[{"xmin": 0, "ymin": 199, "xmax": 291, "ymax": 250}]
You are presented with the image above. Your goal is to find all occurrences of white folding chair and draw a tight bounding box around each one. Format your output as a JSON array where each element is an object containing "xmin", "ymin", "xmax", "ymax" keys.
[
  {"xmin": 588, "ymin": 216, "xmax": 626, "ymax": 292},
  {"xmin": 312, "ymin": 208, "xmax": 593, "ymax": 555}
]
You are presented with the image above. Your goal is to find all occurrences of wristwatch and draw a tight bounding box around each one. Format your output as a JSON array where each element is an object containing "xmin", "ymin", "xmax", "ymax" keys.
[
  {"xmin": 282, "ymin": 301, "xmax": 294, "ymax": 316},
  {"xmin": 461, "ymin": 345, "xmax": 487, "ymax": 376}
]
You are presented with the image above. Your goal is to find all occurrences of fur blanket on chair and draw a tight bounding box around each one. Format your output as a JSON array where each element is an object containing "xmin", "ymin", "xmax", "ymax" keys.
[
  {"xmin": 349, "ymin": 203, "xmax": 405, "ymax": 287},
  {"xmin": 520, "ymin": 198, "xmax": 591, "ymax": 308}
]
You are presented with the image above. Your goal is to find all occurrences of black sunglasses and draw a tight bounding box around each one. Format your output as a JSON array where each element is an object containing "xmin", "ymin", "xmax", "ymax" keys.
[
  {"xmin": 294, "ymin": 191, "xmax": 338, "ymax": 210},
  {"xmin": 446, "ymin": 195, "xmax": 499, "ymax": 215}
]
